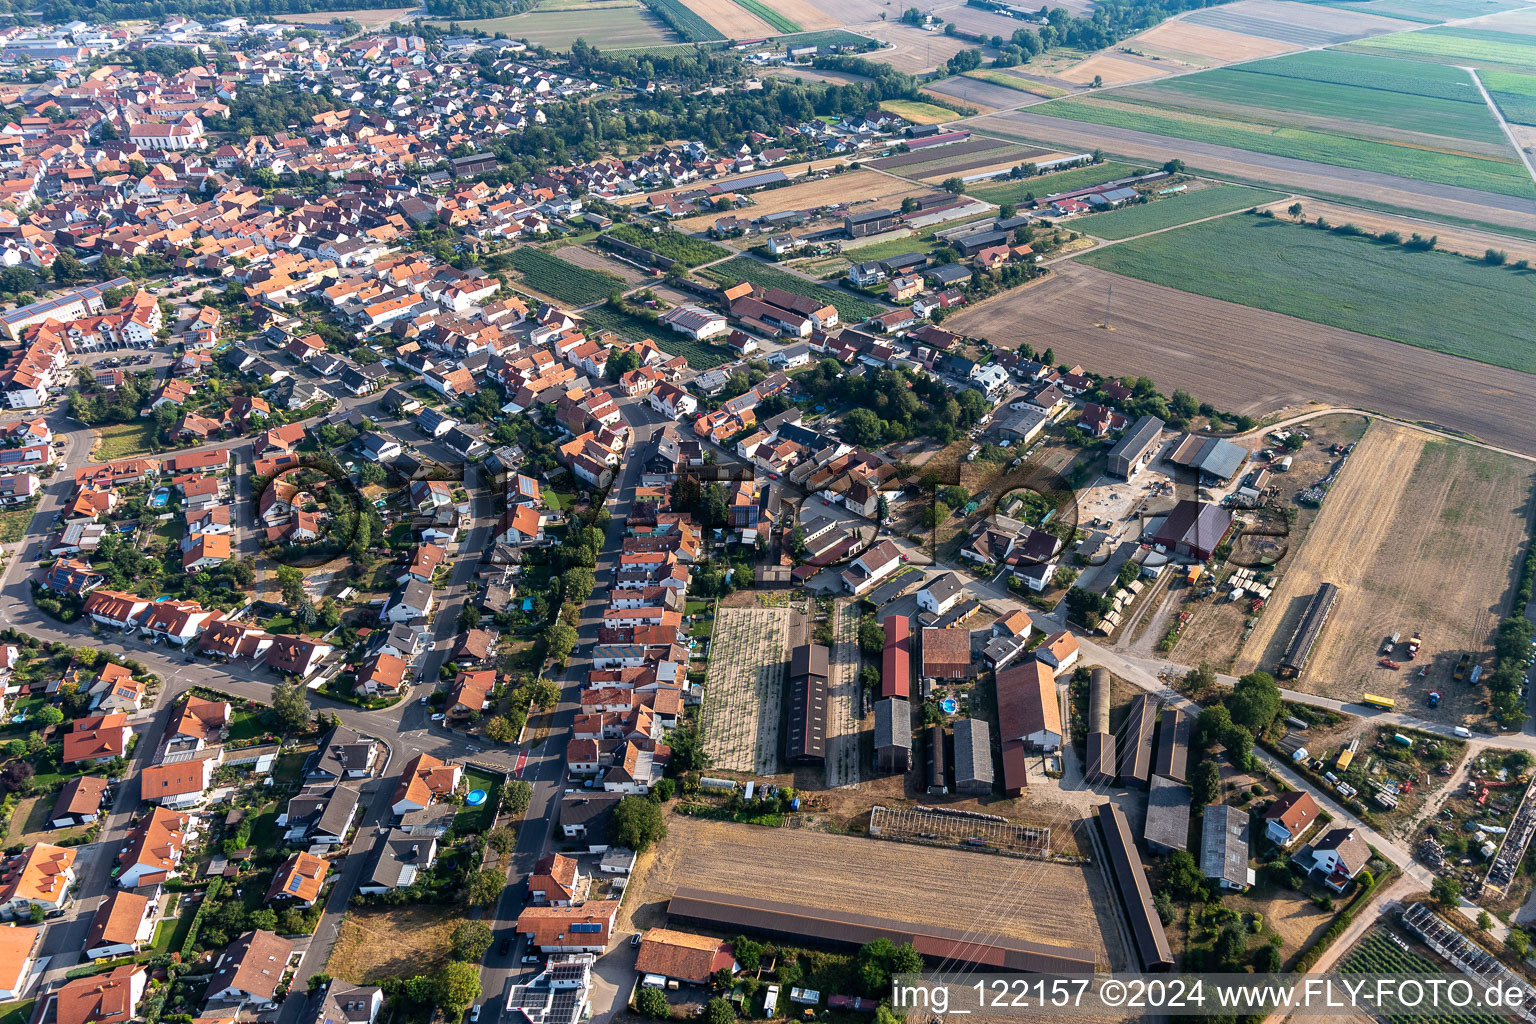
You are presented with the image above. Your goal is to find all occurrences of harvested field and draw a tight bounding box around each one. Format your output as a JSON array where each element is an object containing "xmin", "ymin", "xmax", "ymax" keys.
[
  {"xmin": 1058, "ymin": 52, "xmax": 1171, "ymax": 85},
  {"xmin": 673, "ymin": 169, "xmax": 922, "ymax": 231},
  {"xmin": 884, "ymin": 147, "xmax": 1052, "ymax": 182},
  {"xmin": 861, "ymin": 23, "xmax": 992, "ymax": 74},
  {"xmin": 277, "ymin": 6, "xmax": 415, "ymax": 25},
  {"xmin": 969, "ymin": 109, "xmax": 1536, "ymax": 230},
  {"xmin": 942, "ymin": 4, "xmax": 1053, "ymax": 40},
  {"xmin": 677, "ymin": 0, "xmax": 774, "ymax": 36},
  {"xmin": 431, "ymin": 6, "xmax": 676, "ymax": 46},
  {"xmin": 963, "ymin": 68, "xmax": 1070, "ymax": 98},
  {"xmin": 767, "ymin": 65, "xmax": 873, "ymax": 85},
  {"xmin": 757, "ymin": 0, "xmax": 841, "ymax": 30},
  {"xmin": 1259, "ymin": 196, "xmax": 1536, "ymax": 262},
  {"xmin": 878, "ymin": 98, "xmax": 956, "ymax": 124},
  {"xmin": 794, "ymin": 0, "xmax": 887, "ymax": 25},
  {"xmin": 698, "ymin": 607, "xmax": 791, "ymax": 774},
  {"xmin": 1127, "ymin": 19, "xmax": 1301, "ymax": 65},
  {"xmin": 327, "ymin": 906, "xmax": 466, "ymax": 983},
  {"xmin": 624, "ymin": 816, "xmax": 1122, "ymax": 969},
  {"xmin": 1235, "ymin": 422, "xmax": 1536, "ymax": 723},
  {"xmin": 966, "ymin": 160, "xmax": 1139, "ymax": 205},
  {"xmin": 943, "ymin": 261, "xmax": 1536, "ymax": 455},
  {"xmin": 555, "ymin": 245, "xmax": 648, "ymax": 285},
  {"xmin": 869, "ymin": 137, "xmax": 1017, "ymax": 171},
  {"xmin": 1183, "ymin": 0, "xmax": 1410, "ymax": 44},
  {"xmin": 926, "ymin": 74, "xmax": 1045, "ymax": 111}
]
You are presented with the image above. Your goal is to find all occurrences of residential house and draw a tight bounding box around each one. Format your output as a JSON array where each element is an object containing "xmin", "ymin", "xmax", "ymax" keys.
[
  {"xmin": 205, "ymin": 930, "xmax": 295, "ymax": 1007},
  {"xmin": 139, "ymin": 759, "xmax": 215, "ymax": 810},
  {"xmin": 634, "ymin": 929, "xmax": 737, "ymax": 986},
  {"xmin": 1263, "ymin": 791, "xmax": 1319, "ymax": 848},
  {"xmin": 117, "ymin": 809, "xmax": 188, "ymax": 889},
  {"xmin": 50, "ymin": 776, "xmax": 109, "ymax": 829},
  {"xmin": 266, "ymin": 852, "xmax": 328, "ymax": 907},
  {"xmin": 83, "ymin": 891, "xmax": 153, "ymax": 959},
  {"xmin": 0, "ymin": 844, "xmax": 75, "ymax": 919},
  {"xmin": 390, "ymin": 753, "xmax": 461, "ymax": 816},
  {"xmin": 516, "ymin": 902, "xmax": 619, "ymax": 954}
]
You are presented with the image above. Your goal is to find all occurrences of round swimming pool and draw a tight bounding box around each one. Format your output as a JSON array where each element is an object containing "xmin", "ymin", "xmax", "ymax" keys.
[
  {"xmin": 940, "ymin": 697, "xmax": 959, "ymax": 715},
  {"xmin": 465, "ymin": 789, "xmax": 487, "ymax": 806}
]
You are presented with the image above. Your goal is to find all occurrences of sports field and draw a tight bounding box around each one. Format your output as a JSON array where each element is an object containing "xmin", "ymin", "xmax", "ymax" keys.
[
  {"xmin": 432, "ymin": 5, "xmax": 678, "ymax": 46},
  {"xmin": 1073, "ymin": 184, "xmax": 1287, "ymax": 239},
  {"xmin": 1237, "ymin": 422, "xmax": 1535, "ymax": 721},
  {"xmin": 1077, "ymin": 214, "xmax": 1536, "ymax": 373},
  {"xmin": 1344, "ymin": 25, "xmax": 1536, "ymax": 73},
  {"xmin": 1038, "ymin": 49, "xmax": 1533, "ymax": 196}
]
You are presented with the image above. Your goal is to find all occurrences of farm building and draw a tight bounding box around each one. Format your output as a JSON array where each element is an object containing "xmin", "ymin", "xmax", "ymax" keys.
[
  {"xmin": 1279, "ymin": 583, "xmax": 1339, "ymax": 679},
  {"xmin": 952, "ymin": 718, "xmax": 992, "ymax": 794},
  {"xmin": 1143, "ymin": 775, "xmax": 1191, "ymax": 855},
  {"xmin": 1153, "ymin": 708, "xmax": 1190, "ymax": 783},
  {"xmin": 845, "ymin": 209, "xmax": 898, "ymax": 238},
  {"xmin": 951, "ymin": 229, "xmax": 1010, "ymax": 257},
  {"xmin": 921, "ymin": 626, "xmax": 970, "ymax": 681},
  {"xmin": 1168, "ymin": 435, "xmax": 1249, "ymax": 484},
  {"xmin": 1107, "ymin": 416, "xmax": 1164, "ymax": 480},
  {"xmin": 634, "ymin": 928, "xmax": 737, "ymax": 985},
  {"xmin": 1097, "ymin": 803, "xmax": 1173, "ymax": 972},
  {"xmin": 785, "ymin": 644, "xmax": 829, "ymax": 766},
  {"xmin": 1151, "ymin": 500, "xmax": 1233, "ymax": 562},
  {"xmin": 882, "ymin": 616, "xmax": 911, "ymax": 700},
  {"xmin": 665, "ymin": 887, "xmax": 1097, "ymax": 973},
  {"xmin": 1117, "ymin": 694, "xmax": 1157, "ymax": 789},
  {"xmin": 996, "ymin": 660, "xmax": 1060, "ymax": 795},
  {"xmin": 927, "ymin": 724, "xmax": 947, "ymax": 795},
  {"xmin": 1086, "ymin": 731, "xmax": 1117, "ymax": 785},
  {"xmin": 1201, "ymin": 803, "xmax": 1253, "ymax": 892},
  {"xmin": 874, "ymin": 698, "xmax": 911, "ymax": 773}
]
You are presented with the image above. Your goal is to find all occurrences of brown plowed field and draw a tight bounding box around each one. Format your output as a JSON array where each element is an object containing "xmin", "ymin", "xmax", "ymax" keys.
[
  {"xmin": 1260, "ymin": 198, "xmax": 1536, "ymax": 262},
  {"xmin": 678, "ymin": 0, "xmax": 774, "ymax": 37},
  {"xmin": 622, "ymin": 816, "xmax": 1123, "ymax": 969},
  {"xmin": 943, "ymin": 261, "xmax": 1536, "ymax": 455},
  {"xmin": 761, "ymin": 0, "xmax": 841, "ymax": 30},
  {"xmin": 1128, "ymin": 20, "xmax": 1300, "ymax": 65},
  {"xmin": 1058, "ymin": 52, "xmax": 1172, "ymax": 85},
  {"xmin": 1235, "ymin": 422, "xmax": 1535, "ymax": 723},
  {"xmin": 971, "ymin": 109, "xmax": 1536, "ymax": 231},
  {"xmin": 674, "ymin": 169, "xmax": 923, "ymax": 231}
]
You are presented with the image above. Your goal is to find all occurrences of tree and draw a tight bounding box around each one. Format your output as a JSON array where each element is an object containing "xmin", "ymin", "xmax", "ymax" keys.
[
  {"xmin": 1214, "ymin": 921, "xmax": 1247, "ymax": 970},
  {"xmin": 1191, "ymin": 760, "xmax": 1221, "ymax": 807},
  {"xmin": 843, "ymin": 407, "xmax": 883, "ymax": 447},
  {"xmin": 1194, "ymin": 704, "xmax": 1231, "ymax": 749},
  {"xmin": 890, "ymin": 943, "xmax": 923, "ymax": 975},
  {"xmin": 436, "ymin": 962, "xmax": 482, "ymax": 1020},
  {"xmin": 35, "ymin": 706, "xmax": 63, "ymax": 728},
  {"xmin": 1224, "ymin": 724, "xmax": 1253, "ymax": 766},
  {"xmin": 276, "ymin": 565, "xmax": 306, "ymax": 607},
  {"xmin": 271, "ymin": 681, "xmax": 312, "ymax": 733},
  {"xmin": 1252, "ymin": 942, "xmax": 1282, "ymax": 973},
  {"xmin": 921, "ymin": 502, "xmax": 950, "ymax": 529},
  {"xmin": 1163, "ymin": 158, "xmax": 1185, "ymax": 175},
  {"xmin": 251, "ymin": 908, "xmax": 279, "ymax": 932},
  {"xmin": 544, "ymin": 622, "xmax": 578, "ymax": 665},
  {"xmin": 941, "ymin": 176, "xmax": 965, "ymax": 193},
  {"xmin": 1227, "ymin": 671, "xmax": 1281, "ymax": 735},
  {"xmin": 1185, "ymin": 661, "xmax": 1218, "ymax": 699},
  {"xmin": 859, "ymin": 617, "xmax": 886, "ymax": 656},
  {"xmin": 504, "ymin": 779, "xmax": 532, "ymax": 815},
  {"xmin": 1288, "ymin": 202, "xmax": 1303, "ymax": 219},
  {"xmin": 636, "ymin": 986, "xmax": 670, "ymax": 1018},
  {"xmin": 1478, "ymin": 909, "xmax": 1494, "ymax": 932},
  {"xmin": 1162, "ymin": 849, "xmax": 1206, "ymax": 900},
  {"xmin": 614, "ymin": 795, "xmax": 667, "ymax": 852},
  {"xmin": 1431, "ymin": 875, "xmax": 1462, "ymax": 908},
  {"xmin": 668, "ymin": 725, "xmax": 711, "ymax": 774},
  {"xmin": 487, "ymin": 826, "xmax": 515, "ymax": 855},
  {"xmin": 877, "ymin": 494, "xmax": 890, "ymax": 523},
  {"xmin": 561, "ymin": 567, "xmax": 596, "ymax": 605},
  {"xmin": 452, "ymin": 921, "xmax": 494, "ymax": 962},
  {"xmin": 484, "ymin": 716, "xmax": 516, "ymax": 743},
  {"xmin": 465, "ymin": 867, "xmax": 505, "ymax": 907},
  {"xmin": 704, "ymin": 997, "xmax": 736, "ymax": 1024},
  {"xmin": 651, "ymin": 777, "xmax": 675, "ymax": 802}
]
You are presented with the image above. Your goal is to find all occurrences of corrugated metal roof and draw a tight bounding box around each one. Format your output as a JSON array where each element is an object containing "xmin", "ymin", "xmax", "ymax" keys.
[
  {"xmin": 1117, "ymin": 694, "xmax": 1157, "ymax": 787},
  {"xmin": 1154, "ymin": 708, "xmax": 1190, "ymax": 783},
  {"xmin": 1144, "ymin": 775, "xmax": 1191, "ymax": 854},
  {"xmin": 1097, "ymin": 804, "xmax": 1173, "ymax": 972}
]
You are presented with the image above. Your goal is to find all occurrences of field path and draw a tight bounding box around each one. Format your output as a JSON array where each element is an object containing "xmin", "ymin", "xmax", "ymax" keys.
[{"xmin": 1468, "ymin": 66, "xmax": 1536, "ymax": 187}]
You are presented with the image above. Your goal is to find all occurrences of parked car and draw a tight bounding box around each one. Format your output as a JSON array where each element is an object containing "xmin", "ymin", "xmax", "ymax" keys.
[{"xmin": 497, "ymin": 937, "xmax": 512, "ymax": 956}]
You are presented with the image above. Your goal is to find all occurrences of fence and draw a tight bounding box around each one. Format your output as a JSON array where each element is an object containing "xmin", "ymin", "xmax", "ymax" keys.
[{"xmin": 868, "ymin": 804, "xmax": 1051, "ymax": 859}]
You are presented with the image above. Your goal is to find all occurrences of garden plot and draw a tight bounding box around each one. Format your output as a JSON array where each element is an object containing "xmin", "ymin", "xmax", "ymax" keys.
[
  {"xmin": 825, "ymin": 600, "xmax": 862, "ymax": 788},
  {"xmin": 699, "ymin": 607, "xmax": 791, "ymax": 774}
]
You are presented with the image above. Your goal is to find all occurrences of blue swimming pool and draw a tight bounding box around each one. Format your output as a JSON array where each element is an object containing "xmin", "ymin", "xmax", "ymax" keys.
[
  {"xmin": 940, "ymin": 697, "xmax": 959, "ymax": 715},
  {"xmin": 147, "ymin": 488, "xmax": 170, "ymax": 509}
]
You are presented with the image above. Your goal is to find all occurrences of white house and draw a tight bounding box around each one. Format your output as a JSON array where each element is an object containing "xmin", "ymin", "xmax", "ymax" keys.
[
  {"xmin": 916, "ymin": 572, "xmax": 964, "ymax": 616},
  {"xmin": 839, "ymin": 539, "xmax": 901, "ymax": 596}
]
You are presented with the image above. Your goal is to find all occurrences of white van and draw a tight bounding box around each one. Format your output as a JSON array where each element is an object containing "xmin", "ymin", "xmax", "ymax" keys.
[{"xmin": 1453, "ymin": 726, "xmax": 1472, "ymax": 738}]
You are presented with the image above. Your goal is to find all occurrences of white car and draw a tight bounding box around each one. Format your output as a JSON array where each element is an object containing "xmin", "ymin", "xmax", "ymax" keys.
[
  {"xmin": 430, "ymin": 713, "xmax": 445, "ymax": 722},
  {"xmin": 469, "ymin": 1006, "xmax": 481, "ymax": 1022}
]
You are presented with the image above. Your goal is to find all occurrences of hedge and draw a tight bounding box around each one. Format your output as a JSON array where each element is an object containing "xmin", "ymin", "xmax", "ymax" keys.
[{"xmin": 181, "ymin": 877, "xmax": 223, "ymax": 959}]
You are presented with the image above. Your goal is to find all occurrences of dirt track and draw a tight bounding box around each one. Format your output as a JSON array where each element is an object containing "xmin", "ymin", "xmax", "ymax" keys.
[
  {"xmin": 944, "ymin": 261, "xmax": 1536, "ymax": 455},
  {"xmin": 1261, "ymin": 198, "xmax": 1536, "ymax": 262},
  {"xmin": 625, "ymin": 816, "xmax": 1123, "ymax": 969},
  {"xmin": 971, "ymin": 109, "xmax": 1536, "ymax": 231},
  {"xmin": 1236, "ymin": 422, "xmax": 1535, "ymax": 720}
]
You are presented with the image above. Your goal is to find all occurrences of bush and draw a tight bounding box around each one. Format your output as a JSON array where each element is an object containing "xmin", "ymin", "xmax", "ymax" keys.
[{"xmin": 636, "ymin": 986, "xmax": 671, "ymax": 1019}]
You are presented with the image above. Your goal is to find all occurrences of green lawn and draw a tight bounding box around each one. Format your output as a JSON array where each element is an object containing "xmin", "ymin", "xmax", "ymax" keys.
[
  {"xmin": 151, "ymin": 912, "xmax": 195, "ymax": 953},
  {"xmin": 0, "ymin": 1001, "xmax": 33, "ymax": 1024},
  {"xmin": 1076, "ymin": 213, "xmax": 1536, "ymax": 373},
  {"xmin": 454, "ymin": 771, "xmax": 501, "ymax": 834},
  {"xmin": 965, "ymin": 161, "xmax": 1140, "ymax": 205},
  {"xmin": 1040, "ymin": 95, "xmax": 1535, "ymax": 198},
  {"xmin": 93, "ymin": 420, "xmax": 160, "ymax": 461},
  {"xmin": 0, "ymin": 506, "xmax": 34, "ymax": 544},
  {"xmin": 225, "ymin": 706, "xmax": 270, "ymax": 743},
  {"xmin": 1074, "ymin": 185, "xmax": 1287, "ymax": 239},
  {"xmin": 701, "ymin": 257, "xmax": 886, "ymax": 321}
]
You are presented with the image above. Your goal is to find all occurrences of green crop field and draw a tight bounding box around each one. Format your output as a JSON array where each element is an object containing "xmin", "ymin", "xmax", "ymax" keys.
[
  {"xmin": 603, "ymin": 225, "xmax": 729, "ymax": 267},
  {"xmin": 643, "ymin": 0, "xmax": 726, "ymax": 40},
  {"xmin": 1345, "ymin": 25, "xmax": 1536, "ymax": 73},
  {"xmin": 510, "ymin": 249, "xmax": 624, "ymax": 305},
  {"xmin": 961, "ymin": 69, "xmax": 1068, "ymax": 97},
  {"xmin": 1481, "ymin": 68, "xmax": 1536, "ymax": 124},
  {"xmin": 1074, "ymin": 185, "xmax": 1287, "ymax": 239},
  {"xmin": 1041, "ymin": 96, "xmax": 1534, "ymax": 197},
  {"xmin": 734, "ymin": 0, "xmax": 799, "ymax": 32},
  {"xmin": 966, "ymin": 161, "xmax": 1138, "ymax": 205},
  {"xmin": 1314, "ymin": 0, "xmax": 1526, "ymax": 22},
  {"xmin": 703, "ymin": 257, "xmax": 887, "ymax": 320},
  {"xmin": 1076, "ymin": 214, "xmax": 1536, "ymax": 373},
  {"xmin": 430, "ymin": 5, "xmax": 678, "ymax": 46},
  {"xmin": 1340, "ymin": 931, "xmax": 1506, "ymax": 1024},
  {"xmin": 1206, "ymin": 49, "xmax": 1487, "ymax": 104}
]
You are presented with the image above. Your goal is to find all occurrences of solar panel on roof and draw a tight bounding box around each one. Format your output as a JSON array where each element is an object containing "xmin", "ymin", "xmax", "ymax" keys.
[{"xmin": 288, "ymin": 875, "xmax": 303, "ymax": 892}]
